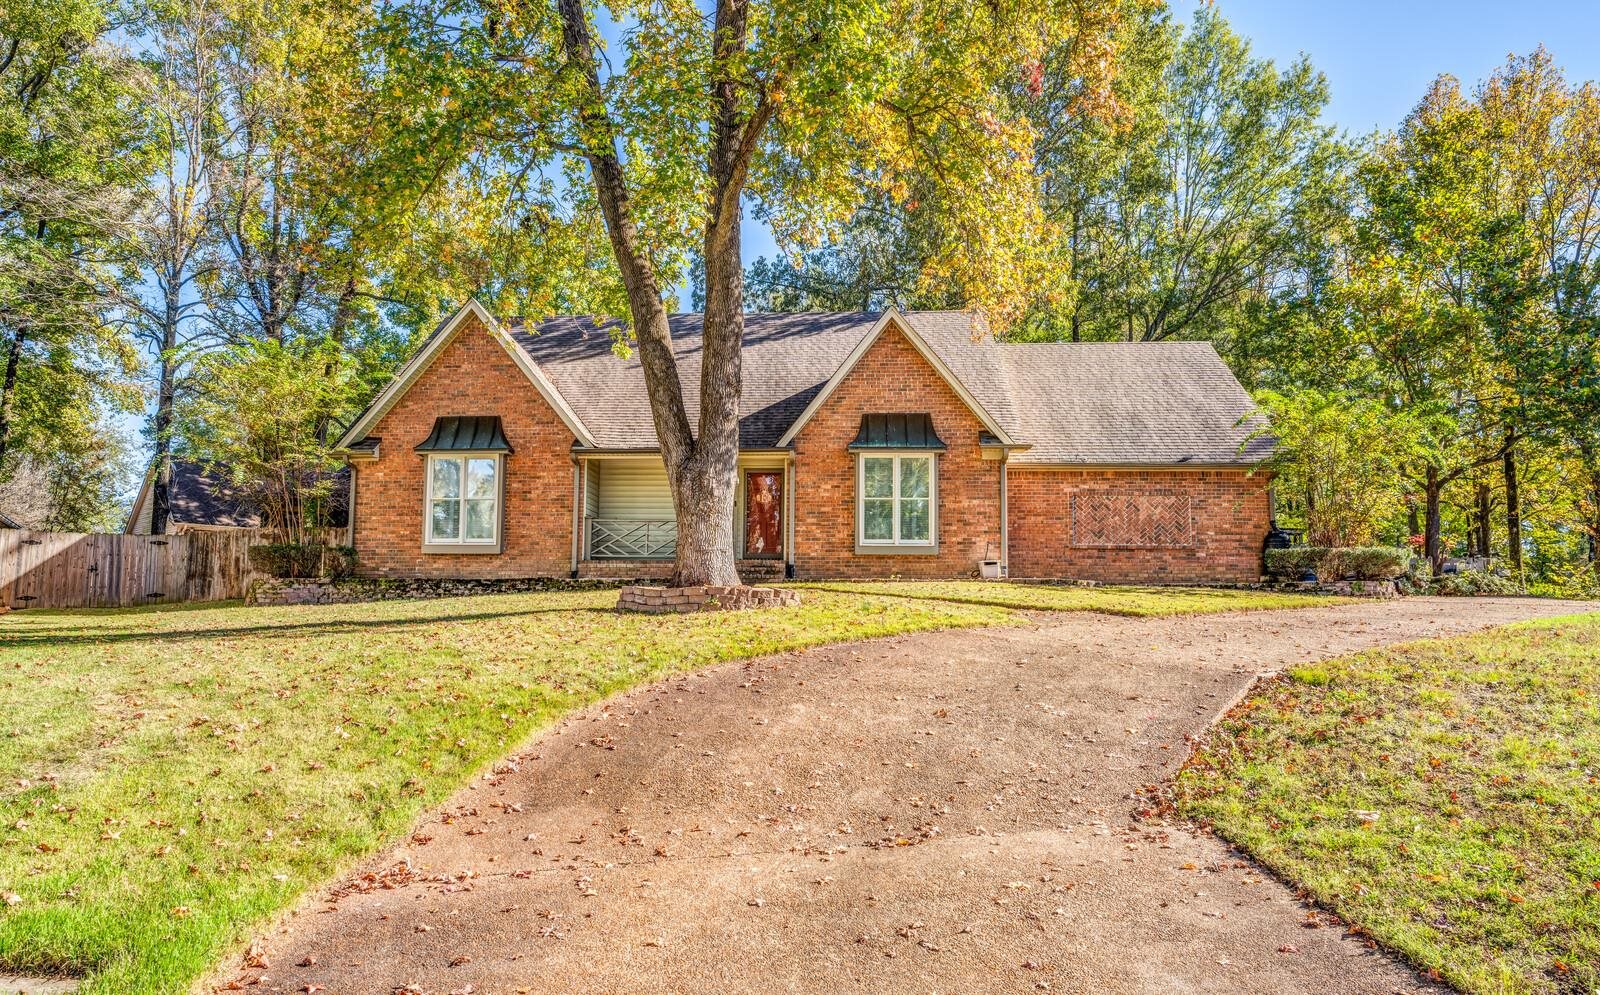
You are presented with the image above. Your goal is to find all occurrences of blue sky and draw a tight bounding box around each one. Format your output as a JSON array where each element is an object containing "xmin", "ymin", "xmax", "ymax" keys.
[{"xmin": 739, "ymin": 0, "xmax": 1600, "ymax": 265}]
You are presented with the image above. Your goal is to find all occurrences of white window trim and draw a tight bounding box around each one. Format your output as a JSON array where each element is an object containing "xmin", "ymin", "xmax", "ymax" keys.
[
  {"xmin": 422, "ymin": 452, "xmax": 505, "ymax": 554},
  {"xmin": 855, "ymin": 451, "xmax": 938, "ymax": 555}
]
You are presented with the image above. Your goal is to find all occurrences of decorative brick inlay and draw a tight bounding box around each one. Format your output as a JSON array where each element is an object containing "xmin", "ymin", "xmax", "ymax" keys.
[
  {"xmin": 616, "ymin": 585, "xmax": 801, "ymax": 614},
  {"xmin": 1007, "ymin": 468, "xmax": 1270, "ymax": 584},
  {"xmin": 1071, "ymin": 491, "xmax": 1194, "ymax": 548}
]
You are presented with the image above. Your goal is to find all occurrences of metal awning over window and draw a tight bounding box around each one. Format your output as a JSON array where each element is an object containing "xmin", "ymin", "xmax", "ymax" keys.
[
  {"xmin": 848, "ymin": 413, "xmax": 946, "ymax": 451},
  {"xmin": 414, "ymin": 416, "xmax": 512, "ymax": 453}
]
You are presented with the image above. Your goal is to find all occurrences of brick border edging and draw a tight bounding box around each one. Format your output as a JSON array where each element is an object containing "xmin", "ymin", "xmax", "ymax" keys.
[{"xmin": 617, "ymin": 585, "xmax": 801, "ymax": 614}]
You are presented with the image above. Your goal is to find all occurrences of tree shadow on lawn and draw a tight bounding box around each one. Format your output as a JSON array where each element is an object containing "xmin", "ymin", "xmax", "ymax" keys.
[
  {"xmin": 797, "ymin": 581, "xmax": 1286, "ymax": 615},
  {"xmin": 0, "ymin": 604, "xmax": 618, "ymax": 650}
]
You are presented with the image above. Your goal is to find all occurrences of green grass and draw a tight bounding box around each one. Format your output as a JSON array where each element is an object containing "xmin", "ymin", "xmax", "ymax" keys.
[
  {"xmin": 0, "ymin": 581, "xmax": 1334, "ymax": 994},
  {"xmin": 801, "ymin": 579, "xmax": 1350, "ymax": 616},
  {"xmin": 1174, "ymin": 613, "xmax": 1600, "ymax": 994}
]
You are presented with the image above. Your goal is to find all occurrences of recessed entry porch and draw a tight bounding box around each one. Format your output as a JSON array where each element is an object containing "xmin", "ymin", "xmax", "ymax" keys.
[{"xmin": 576, "ymin": 454, "xmax": 791, "ymax": 579}]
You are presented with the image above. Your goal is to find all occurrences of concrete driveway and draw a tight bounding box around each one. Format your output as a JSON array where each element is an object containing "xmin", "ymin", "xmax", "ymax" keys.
[{"xmin": 245, "ymin": 596, "xmax": 1594, "ymax": 995}]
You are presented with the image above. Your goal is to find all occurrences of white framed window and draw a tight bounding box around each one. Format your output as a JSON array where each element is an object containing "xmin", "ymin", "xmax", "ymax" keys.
[
  {"xmin": 857, "ymin": 453, "xmax": 936, "ymax": 551},
  {"xmin": 424, "ymin": 454, "xmax": 502, "ymax": 551}
]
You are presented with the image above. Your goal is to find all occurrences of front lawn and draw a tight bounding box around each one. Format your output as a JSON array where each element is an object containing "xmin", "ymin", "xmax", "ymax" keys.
[
  {"xmin": 0, "ymin": 581, "xmax": 1334, "ymax": 993},
  {"xmin": 1175, "ymin": 613, "xmax": 1600, "ymax": 994}
]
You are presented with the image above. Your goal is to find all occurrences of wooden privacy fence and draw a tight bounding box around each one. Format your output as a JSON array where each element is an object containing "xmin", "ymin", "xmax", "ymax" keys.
[{"xmin": 0, "ymin": 528, "xmax": 339, "ymax": 610}]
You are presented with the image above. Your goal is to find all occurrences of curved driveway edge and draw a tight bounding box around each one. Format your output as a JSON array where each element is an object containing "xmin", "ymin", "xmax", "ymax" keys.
[{"xmin": 243, "ymin": 596, "xmax": 1595, "ymax": 995}]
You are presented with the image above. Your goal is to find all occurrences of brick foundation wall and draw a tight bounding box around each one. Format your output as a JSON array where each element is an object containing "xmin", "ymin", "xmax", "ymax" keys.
[
  {"xmin": 352, "ymin": 315, "xmax": 577, "ymax": 579},
  {"xmin": 792, "ymin": 325, "xmax": 1001, "ymax": 579},
  {"xmin": 577, "ymin": 558, "xmax": 786, "ymax": 582},
  {"xmin": 1006, "ymin": 468, "xmax": 1270, "ymax": 584},
  {"xmin": 577, "ymin": 559, "xmax": 673, "ymax": 581}
]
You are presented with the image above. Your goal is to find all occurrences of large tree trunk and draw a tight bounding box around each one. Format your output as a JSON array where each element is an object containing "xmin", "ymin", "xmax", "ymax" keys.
[
  {"xmin": 1474, "ymin": 481, "xmax": 1491, "ymax": 559},
  {"xmin": 151, "ymin": 275, "xmax": 182, "ymax": 535},
  {"xmin": 1502, "ymin": 442, "xmax": 1521, "ymax": 574},
  {"xmin": 0, "ymin": 324, "xmax": 25, "ymax": 470},
  {"xmin": 1423, "ymin": 466, "xmax": 1444, "ymax": 574},
  {"xmin": 151, "ymin": 356, "xmax": 176, "ymax": 534},
  {"xmin": 1589, "ymin": 462, "xmax": 1600, "ymax": 572},
  {"xmin": 557, "ymin": 0, "xmax": 766, "ymax": 588}
]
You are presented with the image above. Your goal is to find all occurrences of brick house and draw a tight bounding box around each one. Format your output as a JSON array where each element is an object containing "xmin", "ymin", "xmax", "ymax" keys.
[{"xmin": 334, "ymin": 300, "xmax": 1274, "ymax": 584}]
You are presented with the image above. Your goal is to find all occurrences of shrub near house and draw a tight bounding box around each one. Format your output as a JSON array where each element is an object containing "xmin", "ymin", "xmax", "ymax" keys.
[
  {"xmin": 334, "ymin": 301, "xmax": 1276, "ymax": 584},
  {"xmin": 1265, "ymin": 546, "xmax": 1411, "ymax": 581}
]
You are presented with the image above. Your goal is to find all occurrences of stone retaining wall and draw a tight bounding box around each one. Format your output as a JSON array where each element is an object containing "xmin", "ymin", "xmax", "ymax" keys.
[
  {"xmin": 617, "ymin": 584, "xmax": 801, "ymax": 614},
  {"xmin": 248, "ymin": 576, "xmax": 612, "ymax": 606}
]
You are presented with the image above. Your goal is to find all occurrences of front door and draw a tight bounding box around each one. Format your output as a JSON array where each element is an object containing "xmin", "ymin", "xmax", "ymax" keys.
[{"xmin": 744, "ymin": 471, "xmax": 782, "ymax": 558}]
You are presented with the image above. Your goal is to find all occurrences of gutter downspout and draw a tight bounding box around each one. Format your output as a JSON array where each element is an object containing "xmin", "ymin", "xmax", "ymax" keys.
[
  {"xmin": 999, "ymin": 457, "xmax": 1009, "ymax": 578},
  {"xmin": 785, "ymin": 455, "xmax": 796, "ymax": 579},
  {"xmin": 570, "ymin": 458, "xmax": 581, "ymax": 578},
  {"xmin": 346, "ymin": 462, "xmax": 358, "ymax": 549}
]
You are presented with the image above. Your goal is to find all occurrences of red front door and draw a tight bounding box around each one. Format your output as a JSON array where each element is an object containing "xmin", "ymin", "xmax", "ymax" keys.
[{"xmin": 744, "ymin": 471, "xmax": 782, "ymax": 558}]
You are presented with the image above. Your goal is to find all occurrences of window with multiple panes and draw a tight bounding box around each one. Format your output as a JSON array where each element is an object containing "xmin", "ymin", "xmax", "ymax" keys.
[
  {"xmin": 426, "ymin": 455, "xmax": 500, "ymax": 546},
  {"xmin": 858, "ymin": 454, "xmax": 935, "ymax": 547}
]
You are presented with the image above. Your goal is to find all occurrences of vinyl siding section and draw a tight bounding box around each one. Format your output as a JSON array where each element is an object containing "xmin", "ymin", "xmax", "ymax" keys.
[
  {"xmin": 130, "ymin": 483, "xmax": 154, "ymax": 534},
  {"xmin": 583, "ymin": 462, "xmax": 600, "ymax": 518},
  {"xmin": 592, "ymin": 459, "xmax": 674, "ymax": 521}
]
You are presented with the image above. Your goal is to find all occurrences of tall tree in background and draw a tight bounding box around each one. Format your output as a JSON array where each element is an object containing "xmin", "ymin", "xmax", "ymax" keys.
[
  {"xmin": 125, "ymin": 0, "xmax": 225, "ymax": 533},
  {"xmin": 0, "ymin": 0, "xmax": 148, "ymax": 483},
  {"xmin": 1473, "ymin": 51, "xmax": 1600, "ymax": 574},
  {"xmin": 746, "ymin": 5, "xmax": 1350, "ymax": 360},
  {"xmin": 1340, "ymin": 77, "xmax": 1516, "ymax": 571},
  {"xmin": 744, "ymin": 189, "xmax": 944, "ymax": 312},
  {"xmin": 1035, "ymin": 7, "xmax": 1350, "ymax": 345},
  {"xmin": 371, "ymin": 0, "xmax": 1140, "ymax": 585},
  {"xmin": 202, "ymin": 0, "xmax": 342, "ymax": 345}
]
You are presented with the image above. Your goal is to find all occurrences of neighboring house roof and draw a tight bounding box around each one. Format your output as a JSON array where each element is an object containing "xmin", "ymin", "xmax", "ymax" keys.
[
  {"xmin": 125, "ymin": 459, "xmax": 351, "ymax": 532},
  {"xmin": 344, "ymin": 300, "xmax": 1272, "ymax": 467}
]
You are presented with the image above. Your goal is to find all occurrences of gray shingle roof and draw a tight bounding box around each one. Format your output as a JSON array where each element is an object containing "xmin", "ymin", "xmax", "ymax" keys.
[
  {"xmin": 993, "ymin": 340, "xmax": 1273, "ymax": 465},
  {"xmin": 502, "ymin": 311, "xmax": 1270, "ymax": 465},
  {"xmin": 506, "ymin": 313, "xmax": 875, "ymax": 449}
]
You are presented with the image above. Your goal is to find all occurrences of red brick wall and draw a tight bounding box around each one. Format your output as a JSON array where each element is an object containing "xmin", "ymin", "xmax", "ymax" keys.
[
  {"xmin": 1006, "ymin": 468, "xmax": 1269, "ymax": 584},
  {"xmin": 352, "ymin": 316, "xmax": 577, "ymax": 578},
  {"xmin": 792, "ymin": 324, "xmax": 1002, "ymax": 579}
]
